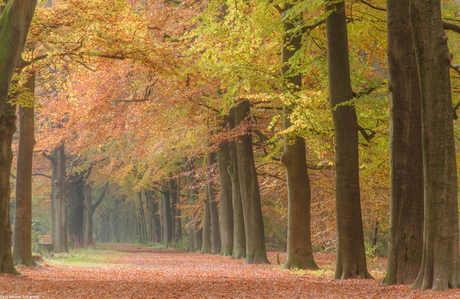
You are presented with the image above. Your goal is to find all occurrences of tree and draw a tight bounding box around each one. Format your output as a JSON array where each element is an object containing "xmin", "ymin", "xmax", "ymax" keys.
[
  {"xmin": 326, "ymin": 0, "xmax": 371, "ymax": 279},
  {"xmin": 279, "ymin": 2, "xmax": 318, "ymax": 270},
  {"xmin": 43, "ymin": 144, "xmax": 67, "ymax": 253},
  {"xmin": 227, "ymin": 108, "xmax": 245, "ymax": 259},
  {"xmin": 216, "ymin": 124, "xmax": 233, "ymax": 256},
  {"xmin": 0, "ymin": 0, "xmax": 37, "ymax": 274},
  {"xmin": 383, "ymin": 0, "xmax": 424, "ymax": 285},
  {"xmin": 206, "ymin": 150, "xmax": 221, "ymax": 255},
  {"xmin": 82, "ymin": 183, "xmax": 108, "ymax": 247},
  {"xmin": 234, "ymin": 100, "xmax": 269, "ymax": 264},
  {"xmin": 410, "ymin": 0, "xmax": 460, "ymax": 291},
  {"xmin": 13, "ymin": 71, "xmax": 36, "ymax": 267},
  {"xmin": 201, "ymin": 187, "xmax": 212, "ymax": 254}
]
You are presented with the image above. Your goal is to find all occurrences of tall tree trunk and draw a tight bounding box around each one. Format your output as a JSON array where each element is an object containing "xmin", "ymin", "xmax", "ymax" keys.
[
  {"xmin": 207, "ymin": 151, "xmax": 221, "ymax": 255},
  {"xmin": 217, "ymin": 129, "xmax": 234, "ymax": 256},
  {"xmin": 45, "ymin": 144, "xmax": 68, "ymax": 253},
  {"xmin": 0, "ymin": 103, "xmax": 18, "ymax": 274},
  {"xmin": 228, "ymin": 108, "xmax": 246, "ymax": 259},
  {"xmin": 234, "ymin": 100, "xmax": 269, "ymax": 264},
  {"xmin": 176, "ymin": 178, "xmax": 182, "ymax": 241},
  {"xmin": 169, "ymin": 178, "xmax": 177, "ymax": 243},
  {"xmin": 83, "ymin": 183, "xmax": 107, "ymax": 247},
  {"xmin": 326, "ymin": 0, "xmax": 371, "ymax": 279},
  {"xmin": 162, "ymin": 181, "xmax": 172, "ymax": 245},
  {"xmin": 137, "ymin": 192, "xmax": 147, "ymax": 244},
  {"xmin": 195, "ymin": 215, "xmax": 202, "ymax": 252},
  {"xmin": 13, "ymin": 72, "xmax": 36, "ymax": 267},
  {"xmin": 280, "ymin": 2, "xmax": 318, "ymax": 271},
  {"xmin": 201, "ymin": 188, "xmax": 211, "ymax": 254},
  {"xmin": 185, "ymin": 166, "xmax": 196, "ymax": 252},
  {"xmin": 128, "ymin": 200, "xmax": 137, "ymax": 240},
  {"xmin": 410, "ymin": 0, "xmax": 460, "ymax": 291},
  {"xmin": 146, "ymin": 190, "xmax": 161, "ymax": 243},
  {"xmin": 383, "ymin": 0, "xmax": 424, "ymax": 285},
  {"xmin": 68, "ymin": 171, "xmax": 86, "ymax": 248}
]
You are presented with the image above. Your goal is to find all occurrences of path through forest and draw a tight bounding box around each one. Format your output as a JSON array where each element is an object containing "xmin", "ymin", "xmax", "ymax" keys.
[{"xmin": 1, "ymin": 243, "xmax": 459, "ymax": 298}]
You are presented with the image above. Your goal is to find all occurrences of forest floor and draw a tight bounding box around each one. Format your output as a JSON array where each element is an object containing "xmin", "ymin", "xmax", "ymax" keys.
[{"xmin": 1, "ymin": 243, "xmax": 459, "ymax": 298}]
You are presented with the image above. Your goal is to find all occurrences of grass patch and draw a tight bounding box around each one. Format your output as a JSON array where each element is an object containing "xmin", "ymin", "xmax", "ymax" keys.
[{"xmin": 45, "ymin": 248, "xmax": 131, "ymax": 268}]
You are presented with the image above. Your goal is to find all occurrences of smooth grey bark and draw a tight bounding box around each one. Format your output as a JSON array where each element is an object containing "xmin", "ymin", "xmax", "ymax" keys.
[
  {"xmin": 13, "ymin": 72, "xmax": 36, "ymax": 267},
  {"xmin": 227, "ymin": 108, "xmax": 246, "ymax": 259},
  {"xmin": 44, "ymin": 144, "xmax": 67, "ymax": 253},
  {"xmin": 201, "ymin": 187, "xmax": 211, "ymax": 254},
  {"xmin": 234, "ymin": 100, "xmax": 269, "ymax": 264},
  {"xmin": 410, "ymin": 0, "xmax": 460, "ymax": 291},
  {"xmin": 280, "ymin": 2, "xmax": 318, "ymax": 271},
  {"xmin": 217, "ymin": 127, "xmax": 234, "ymax": 256},
  {"xmin": 207, "ymin": 151, "xmax": 221, "ymax": 255},
  {"xmin": 326, "ymin": 0, "xmax": 371, "ymax": 279},
  {"xmin": 383, "ymin": 0, "xmax": 424, "ymax": 285}
]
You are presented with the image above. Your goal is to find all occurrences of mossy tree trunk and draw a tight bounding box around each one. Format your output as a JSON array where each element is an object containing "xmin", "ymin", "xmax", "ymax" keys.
[
  {"xmin": 280, "ymin": 2, "xmax": 318, "ymax": 271},
  {"xmin": 146, "ymin": 190, "xmax": 161, "ymax": 244},
  {"xmin": 383, "ymin": 0, "xmax": 424, "ymax": 285},
  {"xmin": 410, "ymin": 0, "xmax": 460, "ymax": 291},
  {"xmin": 234, "ymin": 100, "xmax": 269, "ymax": 264},
  {"xmin": 162, "ymin": 180, "xmax": 172, "ymax": 245},
  {"xmin": 13, "ymin": 72, "xmax": 36, "ymax": 267},
  {"xmin": 326, "ymin": 0, "xmax": 371, "ymax": 279},
  {"xmin": 0, "ymin": 103, "xmax": 18, "ymax": 274}
]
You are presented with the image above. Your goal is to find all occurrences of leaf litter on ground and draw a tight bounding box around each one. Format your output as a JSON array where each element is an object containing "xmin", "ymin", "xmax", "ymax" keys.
[{"xmin": 1, "ymin": 243, "xmax": 459, "ymax": 298}]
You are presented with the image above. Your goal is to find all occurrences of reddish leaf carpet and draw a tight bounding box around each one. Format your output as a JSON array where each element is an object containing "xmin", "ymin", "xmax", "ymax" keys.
[{"xmin": 1, "ymin": 244, "xmax": 459, "ymax": 298}]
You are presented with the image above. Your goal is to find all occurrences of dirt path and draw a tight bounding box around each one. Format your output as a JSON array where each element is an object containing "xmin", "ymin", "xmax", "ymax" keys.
[{"xmin": 1, "ymin": 244, "xmax": 459, "ymax": 298}]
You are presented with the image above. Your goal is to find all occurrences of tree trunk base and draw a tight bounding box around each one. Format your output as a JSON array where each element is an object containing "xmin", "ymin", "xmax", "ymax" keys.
[
  {"xmin": 284, "ymin": 254, "xmax": 319, "ymax": 270},
  {"xmin": 245, "ymin": 252, "xmax": 269, "ymax": 264}
]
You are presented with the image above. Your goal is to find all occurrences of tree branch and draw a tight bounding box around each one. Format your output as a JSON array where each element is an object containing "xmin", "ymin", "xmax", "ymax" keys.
[
  {"xmin": 443, "ymin": 21, "xmax": 460, "ymax": 35},
  {"xmin": 360, "ymin": 0, "xmax": 386, "ymax": 12},
  {"xmin": 32, "ymin": 173, "xmax": 52, "ymax": 180}
]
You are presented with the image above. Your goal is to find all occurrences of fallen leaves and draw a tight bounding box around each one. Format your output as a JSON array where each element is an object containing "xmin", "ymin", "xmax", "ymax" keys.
[{"xmin": 1, "ymin": 244, "xmax": 459, "ymax": 298}]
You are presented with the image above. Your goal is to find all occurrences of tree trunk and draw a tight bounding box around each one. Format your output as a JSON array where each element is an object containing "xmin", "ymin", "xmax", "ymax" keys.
[
  {"xmin": 228, "ymin": 108, "xmax": 246, "ymax": 259},
  {"xmin": 128, "ymin": 200, "xmax": 137, "ymax": 241},
  {"xmin": 234, "ymin": 100, "xmax": 269, "ymax": 264},
  {"xmin": 169, "ymin": 178, "xmax": 177, "ymax": 243},
  {"xmin": 326, "ymin": 0, "xmax": 371, "ymax": 279},
  {"xmin": 201, "ymin": 188, "xmax": 211, "ymax": 254},
  {"xmin": 176, "ymin": 178, "xmax": 182, "ymax": 241},
  {"xmin": 83, "ymin": 183, "xmax": 107, "ymax": 247},
  {"xmin": 45, "ymin": 144, "xmax": 68, "ymax": 253},
  {"xmin": 410, "ymin": 0, "xmax": 460, "ymax": 291},
  {"xmin": 185, "ymin": 166, "xmax": 196, "ymax": 252},
  {"xmin": 146, "ymin": 190, "xmax": 161, "ymax": 243},
  {"xmin": 280, "ymin": 2, "xmax": 318, "ymax": 271},
  {"xmin": 217, "ymin": 130, "xmax": 234, "ymax": 256},
  {"xmin": 383, "ymin": 0, "xmax": 424, "ymax": 285},
  {"xmin": 207, "ymin": 151, "xmax": 221, "ymax": 255},
  {"xmin": 162, "ymin": 181, "xmax": 172, "ymax": 245},
  {"xmin": 13, "ymin": 72, "xmax": 36, "ymax": 267},
  {"xmin": 0, "ymin": 0, "xmax": 37, "ymax": 116},
  {"xmin": 0, "ymin": 103, "xmax": 18, "ymax": 274},
  {"xmin": 68, "ymin": 172, "xmax": 85, "ymax": 248},
  {"xmin": 137, "ymin": 192, "xmax": 147, "ymax": 244}
]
